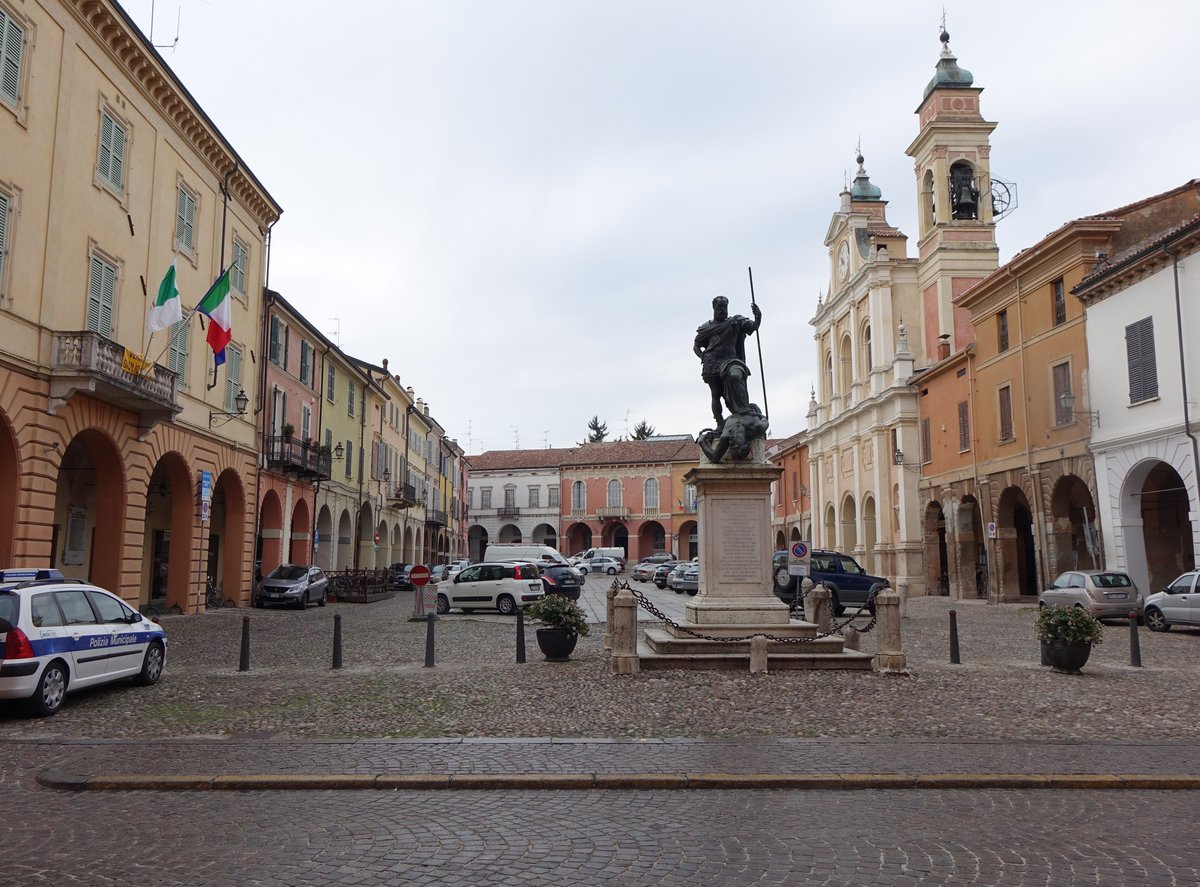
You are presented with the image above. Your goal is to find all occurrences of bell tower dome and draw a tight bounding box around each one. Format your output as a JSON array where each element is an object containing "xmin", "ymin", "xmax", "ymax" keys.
[{"xmin": 905, "ymin": 27, "xmax": 1000, "ymax": 355}]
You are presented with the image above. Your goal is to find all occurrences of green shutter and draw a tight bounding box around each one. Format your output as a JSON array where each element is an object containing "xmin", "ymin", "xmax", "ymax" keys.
[
  {"xmin": 168, "ymin": 319, "xmax": 188, "ymax": 385},
  {"xmin": 87, "ymin": 256, "xmax": 115, "ymax": 337},
  {"xmin": 225, "ymin": 347, "xmax": 242, "ymax": 412},
  {"xmin": 98, "ymin": 113, "xmax": 113, "ymax": 184},
  {"xmin": 1, "ymin": 14, "xmax": 22, "ymax": 107},
  {"xmin": 109, "ymin": 119, "xmax": 124, "ymax": 189}
]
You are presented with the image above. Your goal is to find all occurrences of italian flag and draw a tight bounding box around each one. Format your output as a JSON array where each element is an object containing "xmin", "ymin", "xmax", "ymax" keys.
[
  {"xmin": 146, "ymin": 259, "xmax": 182, "ymax": 333},
  {"xmin": 196, "ymin": 267, "xmax": 233, "ymax": 366}
]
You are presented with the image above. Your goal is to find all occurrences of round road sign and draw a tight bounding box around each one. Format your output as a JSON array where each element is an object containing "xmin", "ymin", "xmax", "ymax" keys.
[
  {"xmin": 409, "ymin": 564, "xmax": 431, "ymax": 587},
  {"xmin": 790, "ymin": 541, "xmax": 810, "ymax": 560}
]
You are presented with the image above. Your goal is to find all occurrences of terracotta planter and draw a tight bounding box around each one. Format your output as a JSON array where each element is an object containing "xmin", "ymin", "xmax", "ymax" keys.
[
  {"xmin": 1040, "ymin": 640, "xmax": 1092, "ymax": 674},
  {"xmin": 535, "ymin": 628, "xmax": 579, "ymax": 662}
]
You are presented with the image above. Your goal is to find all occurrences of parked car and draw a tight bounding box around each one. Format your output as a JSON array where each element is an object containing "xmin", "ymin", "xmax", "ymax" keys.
[
  {"xmin": 535, "ymin": 563, "xmax": 584, "ymax": 601},
  {"xmin": 670, "ymin": 564, "xmax": 699, "ymax": 595},
  {"xmin": 652, "ymin": 561, "xmax": 679, "ymax": 589},
  {"xmin": 578, "ymin": 557, "xmax": 622, "ymax": 576},
  {"xmin": 435, "ymin": 562, "xmax": 544, "ymax": 615},
  {"xmin": 1039, "ymin": 570, "xmax": 1142, "ymax": 622},
  {"xmin": 447, "ymin": 560, "xmax": 469, "ymax": 582},
  {"xmin": 429, "ymin": 564, "xmax": 450, "ymax": 583},
  {"xmin": 770, "ymin": 550, "xmax": 889, "ymax": 615},
  {"xmin": 389, "ymin": 563, "xmax": 414, "ymax": 591},
  {"xmin": 639, "ymin": 553, "xmax": 676, "ymax": 566},
  {"xmin": 0, "ymin": 568, "xmax": 167, "ymax": 716},
  {"xmin": 630, "ymin": 561, "xmax": 659, "ymax": 582},
  {"xmin": 1143, "ymin": 571, "xmax": 1200, "ymax": 632},
  {"xmin": 255, "ymin": 564, "xmax": 329, "ymax": 609}
]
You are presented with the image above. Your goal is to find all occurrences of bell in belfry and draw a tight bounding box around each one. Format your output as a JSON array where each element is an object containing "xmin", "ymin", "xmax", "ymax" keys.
[{"xmin": 950, "ymin": 165, "xmax": 980, "ymax": 220}]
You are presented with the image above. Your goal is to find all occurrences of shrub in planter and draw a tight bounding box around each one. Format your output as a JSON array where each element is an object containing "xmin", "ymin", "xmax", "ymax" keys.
[
  {"xmin": 1035, "ymin": 606, "xmax": 1103, "ymax": 673},
  {"xmin": 523, "ymin": 594, "xmax": 589, "ymax": 661}
]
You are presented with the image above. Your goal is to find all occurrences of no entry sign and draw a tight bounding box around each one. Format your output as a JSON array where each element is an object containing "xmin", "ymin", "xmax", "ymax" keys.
[{"xmin": 409, "ymin": 565, "xmax": 431, "ymax": 587}]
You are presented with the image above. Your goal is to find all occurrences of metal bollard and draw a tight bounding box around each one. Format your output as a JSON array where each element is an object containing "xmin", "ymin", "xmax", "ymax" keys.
[
  {"xmin": 424, "ymin": 612, "xmax": 436, "ymax": 668},
  {"xmin": 238, "ymin": 616, "xmax": 251, "ymax": 672},
  {"xmin": 332, "ymin": 612, "xmax": 343, "ymax": 669},
  {"xmin": 1129, "ymin": 610, "xmax": 1142, "ymax": 668},
  {"xmin": 516, "ymin": 607, "xmax": 526, "ymax": 663},
  {"xmin": 949, "ymin": 610, "xmax": 960, "ymax": 664}
]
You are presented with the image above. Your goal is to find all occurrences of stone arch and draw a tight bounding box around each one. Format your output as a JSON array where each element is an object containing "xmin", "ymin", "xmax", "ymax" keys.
[
  {"xmin": 468, "ymin": 524, "xmax": 488, "ymax": 562},
  {"xmin": 316, "ymin": 505, "xmax": 334, "ymax": 569},
  {"xmin": 997, "ymin": 485, "xmax": 1038, "ymax": 599},
  {"xmin": 923, "ymin": 500, "xmax": 948, "ymax": 595},
  {"xmin": 391, "ymin": 523, "xmax": 402, "ymax": 564},
  {"xmin": 404, "ymin": 524, "xmax": 416, "ymax": 561},
  {"xmin": 531, "ymin": 522, "xmax": 557, "ymax": 547},
  {"xmin": 142, "ymin": 450, "xmax": 193, "ymax": 612},
  {"xmin": 859, "ymin": 321, "xmax": 873, "ymax": 383},
  {"xmin": 775, "ymin": 529, "xmax": 786, "ymax": 550},
  {"xmin": 840, "ymin": 493, "xmax": 857, "ymax": 555},
  {"xmin": 289, "ymin": 497, "xmax": 311, "ymax": 564},
  {"xmin": 498, "ymin": 523, "xmax": 522, "ymax": 543},
  {"xmin": 920, "ymin": 167, "xmax": 936, "ymax": 233},
  {"xmin": 375, "ymin": 519, "xmax": 388, "ymax": 568},
  {"xmin": 603, "ymin": 523, "xmax": 629, "ymax": 556},
  {"xmin": 956, "ymin": 495, "xmax": 987, "ymax": 600},
  {"xmin": 822, "ymin": 350, "xmax": 833, "ymax": 402},
  {"xmin": 210, "ymin": 468, "xmax": 246, "ymax": 606},
  {"xmin": 0, "ymin": 409, "xmax": 17, "ymax": 567},
  {"xmin": 1122, "ymin": 459, "xmax": 1196, "ymax": 595},
  {"xmin": 1049, "ymin": 474, "xmax": 1099, "ymax": 575},
  {"xmin": 337, "ymin": 509, "xmax": 353, "ymax": 569},
  {"xmin": 838, "ymin": 335, "xmax": 853, "ymax": 404},
  {"xmin": 823, "ymin": 503, "xmax": 836, "ymax": 550},
  {"xmin": 55, "ymin": 428, "xmax": 126, "ymax": 591},
  {"xmin": 862, "ymin": 494, "xmax": 878, "ymax": 574},
  {"xmin": 677, "ymin": 520, "xmax": 698, "ymax": 560},
  {"xmin": 566, "ymin": 522, "xmax": 591, "ymax": 556},
  {"xmin": 259, "ymin": 489, "xmax": 285, "ymax": 575},
  {"xmin": 637, "ymin": 520, "xmax": 666, "ymax": 558},
  {"xmin": 356, "ymin": 502, "xmax": 373, "ymax": 568}
]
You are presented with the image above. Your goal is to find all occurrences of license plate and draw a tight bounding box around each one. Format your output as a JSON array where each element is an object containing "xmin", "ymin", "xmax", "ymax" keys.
[{"xmin": 1104, "ymin": 592, "xmax": 1127, "ymax": 599}]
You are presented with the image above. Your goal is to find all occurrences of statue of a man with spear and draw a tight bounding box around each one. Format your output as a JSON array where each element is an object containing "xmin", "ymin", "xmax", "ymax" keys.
[{"xmin": 693, "ymin": 269, "xmax": 770, "ymax": 463}]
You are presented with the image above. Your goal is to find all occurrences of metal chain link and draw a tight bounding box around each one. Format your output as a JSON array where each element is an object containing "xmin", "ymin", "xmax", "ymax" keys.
[{"xmin": 614, "ymin": 580, "xmax": 877, "ymax": 643}]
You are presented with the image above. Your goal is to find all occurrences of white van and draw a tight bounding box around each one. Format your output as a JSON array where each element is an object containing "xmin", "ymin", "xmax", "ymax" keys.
[
  {"xmin": 580, "ymin": 547, "xmax": 625, "ymax": 563},
  {"xmin": 483, "ymin": 543, "xmax": 570, "ymax": 567}
]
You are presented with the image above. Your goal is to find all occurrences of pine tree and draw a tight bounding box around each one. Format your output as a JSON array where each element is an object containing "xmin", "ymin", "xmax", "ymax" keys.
[
  {"xmin": 580, "ymin": 415, "xmax": 608, "ymax": 444},
  {"xmin": 631, "ymin": 420, "xmax": 656, "ymax": 440}
]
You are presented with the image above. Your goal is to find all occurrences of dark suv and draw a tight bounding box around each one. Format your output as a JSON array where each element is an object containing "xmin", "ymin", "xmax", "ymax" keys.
[
  {"xmin": 771, "ymin": 549, "xmax": 889, "ymax": 615},
  {"xmin": 535, "ymin": 563, "xmax": 584, "ymax": 601}
]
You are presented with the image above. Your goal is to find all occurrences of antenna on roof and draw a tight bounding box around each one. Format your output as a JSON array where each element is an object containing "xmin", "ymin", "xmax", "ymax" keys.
[
  {"xmin": 544, "ymin": 430, "xmax": 551, "ymax": 449},
  {"xmin": 510, "ymin": 426, "xmax": 520, "ymax": 449},
  {"xmin": 149, "ymin": 1, "xmax": 181, "ymax": 51},
  {"xmin": 327, "ymin": 317, "xmax": 341, "ymax": 347}
]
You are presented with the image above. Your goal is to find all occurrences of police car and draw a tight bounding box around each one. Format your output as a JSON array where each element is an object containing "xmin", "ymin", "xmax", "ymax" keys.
[{"xmin": 0, "ymin": 568, "xmax": 167, "ymax": 716}]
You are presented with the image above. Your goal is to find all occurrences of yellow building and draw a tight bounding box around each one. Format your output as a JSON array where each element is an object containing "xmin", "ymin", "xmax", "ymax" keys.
[{"xmin": 0, "ymin": 0, "xmax": 279, "ymax": 610}]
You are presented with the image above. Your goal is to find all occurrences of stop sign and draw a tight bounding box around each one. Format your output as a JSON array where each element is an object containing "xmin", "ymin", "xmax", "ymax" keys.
[{"xmin": 409, "ymin": 564, "xmax": 431, "ymax": 587}]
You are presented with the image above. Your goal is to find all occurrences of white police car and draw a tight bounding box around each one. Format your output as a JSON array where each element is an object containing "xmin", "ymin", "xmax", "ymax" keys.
[{"xmin": 0, "ymin": 568, "xmax": 167, "ymax": 716}]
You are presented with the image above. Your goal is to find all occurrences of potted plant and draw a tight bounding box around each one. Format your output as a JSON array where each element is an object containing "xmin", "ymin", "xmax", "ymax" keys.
[
  {"xmin": 523, "ymin": 594, "xmax": 589, "ymax": 662},
  {"xmin": 1035, "ymin": 606, "xmax": 1103, "ymax": 673},
  {"xmin": 281, "ymin": 422, "xmax": 294, "ymax": 441}
]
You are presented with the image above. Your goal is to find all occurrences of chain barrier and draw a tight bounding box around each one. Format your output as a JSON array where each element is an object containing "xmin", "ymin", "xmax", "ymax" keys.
[{"xmin": 614, "ymin": 579, "xmax": 878, "ymax": 643}]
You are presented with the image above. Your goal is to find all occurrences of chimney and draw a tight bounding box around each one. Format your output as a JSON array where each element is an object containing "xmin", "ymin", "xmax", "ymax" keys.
[
  {"xmin": 937, "ymin": 333, "xmax": 951, "ymax": 361},
  {"xmin": 382, "ymin": 358, "xmax": 388, "ymax": 371}
]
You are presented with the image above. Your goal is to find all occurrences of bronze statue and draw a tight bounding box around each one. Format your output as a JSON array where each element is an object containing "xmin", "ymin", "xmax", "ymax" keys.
[{"xmin": 694, "ymin": 296, "xmax": 767, "ymax": 462}]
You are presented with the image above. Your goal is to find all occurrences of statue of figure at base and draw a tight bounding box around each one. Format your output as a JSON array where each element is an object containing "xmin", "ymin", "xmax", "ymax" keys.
[{"xmin": 694, "ymin": 295, "xmax": 767, "ymax": 463}]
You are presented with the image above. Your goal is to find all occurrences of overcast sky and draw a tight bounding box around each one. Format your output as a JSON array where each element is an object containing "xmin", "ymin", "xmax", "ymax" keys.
[{"xmin": 126, "ymin": 1, "xmax": 1200, "ymax": 453}]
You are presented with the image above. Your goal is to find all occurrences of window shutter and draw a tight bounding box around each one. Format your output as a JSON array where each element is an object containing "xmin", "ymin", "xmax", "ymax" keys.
[
  {"xmin": 282, "ymin": 325, "xmax": 289, "ymax": 371},
  {"xmin": 999, "ymin": 386, "xmax": 1014, "ymax": 440},
  {"xmin": 1052, "ymin": 363, "xmax": 1071, "ymax": 425},
  {"xmin": 224, "ymin": 347, "xmax": 242, "ymax": 413},
  {"xmin": 98, "ymin": 113, "xmax": 113, "ymax": 184},
  {"xmin": 86, "ymin": 257, "xmax": 103, "ymax": 332},
  {"xmin": 1126, "ymin": 318, "xmax": 1158, "ymax": 402},
  {"xmin": 920, "ymin": 417, "xmax": 932, "ymax": 464},
  {"xmin": 957, "ymin": 401, "xmax": 970, "ymax": 452},
  {"xmin": 110, "ymin": 119, "xmax": 124, "ymax": 189},
  {"xmin": 175, "ymin": 189, "xmax": 187, "ymax": 245},
  {"xmin": 168, "ymin": 319, "xmax": 188, "ymax": 385},
  {"xmin": 1, "ymin": 15, "xmax": 22, "ymax": 107},
  {"xmin": 269, "ymin": 316, "xmax": 280, "ymax": 363},
  {"xmin": 0, "ymin": 191, "xmax": 8, "ymax": 282}
]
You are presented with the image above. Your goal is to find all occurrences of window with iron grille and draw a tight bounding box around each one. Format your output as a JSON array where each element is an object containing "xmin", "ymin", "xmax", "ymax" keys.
[
  {"xmin": 997, "ymin": 309, "xmax": 1009, "ymax": 352},
  {"xmin": 1, "ymin": 9, "xmax": 24, "ymax": 110},
  {"xmin": 175, "ymin": 184, "xmax": 197, "ymax": 254},
  {"xmin": 528, "ymin": 486, "xmax": 539, "ymax": 508},
  {"xmin": 1052, "ymin": 361, "xmax": 1072, "ymax": 426},
  {"xmin": 504, "ymin": 486, "xmax": 516, "ymax": 508},
  {"xmin": 1126, "ymin": 317, "xmax": 1158, "ymax": 403},
  {"xmin": 97, "ymin": 109, "xmax": 126, "ymax": 194},
  {"xmin": 957, "ymin": 401, "xmax": 970, "ymax": 452},
  {"xmin": 548, "ymin": 485, "xmax": 559, "ymax": 508},
  {"xmin": 920, "ymin": 418, "xmax": 932, "ymax": 464},
  {"xmin": 86, "ymin": 253, "xmax": 117, "ymax": 337},
  {"xmin": 480, "ymin": 488, "xmax": 492, "ymax": 509},
  {"xmin": 1052, "ymin": 278, "xmax": 1066, "ymax": 326},
  {"xmin": 998, "ymin": 385, "xmax": 1014, "ymax": 441}
]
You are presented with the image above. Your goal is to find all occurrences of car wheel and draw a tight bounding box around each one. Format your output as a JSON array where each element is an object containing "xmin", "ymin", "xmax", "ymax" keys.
[
  {"xmin": 773, "ymin": 566, "xmax": 793, "ymax": 595},
  {"xmin": 829, "ymin": 588, "xmax": 846, "ymax": 616},
  {"xmin": 686, "ymin": 588, "xmax": 698, "ymax": 596},
  {"xmin": 607, "ymin": 567, "xmax": 617, "ymax": 575},
  {"xmin": 461, "ymin": 608, "xmax": 475, "ymax": 614},
  {"xmin": 436, "ymin": 593, "xmax": 449, "ymax": 615},
  {"xmin": 317, "ymin": 590, "xmax": 327, "ymax": 607},
  {"xmin": 254, "ymin": 597, "xmax": 264, "ymax": 609},
  {"xmin": 497, "ymin": 594, "xmax": 516, "ymax": 616},
  {"xmin": 297, "ymin": 591, "xmax": 309, "ymax": 610},
  {"xmin": 27, "ymin": 660, "xmax": 68, "ymax": 717},
  {"xmin": 674, "ymin": 586, "xmax": 684, "ymax": 595},
  {"xmin": 134, "ymin": 641, "xmax": 165, "ymax": 686},
  {"xmin": 1144, "ymin": 607, "xmax": 1168, "ymax": 632}
]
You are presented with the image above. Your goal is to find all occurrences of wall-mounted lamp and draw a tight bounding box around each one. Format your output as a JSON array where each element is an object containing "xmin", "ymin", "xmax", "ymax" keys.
[
  {"xmin": 333, "ymin": 442, "xmax": 345, "ymax": 461},
  {"xmin": 893, "ymin": 447, "xmax": 921, "ymax": 472},
  {"xmin": 209, "ymin": 389, "xmax": 249, "ymax": 427},
  {"xmin": 1059, "ymin": 392, "xmax": 1100, "ymax": 428}
]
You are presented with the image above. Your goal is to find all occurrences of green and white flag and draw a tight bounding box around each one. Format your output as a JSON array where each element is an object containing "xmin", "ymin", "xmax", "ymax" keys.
[{"xmin": 146, "ymin": 258, "xmax": 182, "ymax": 333}]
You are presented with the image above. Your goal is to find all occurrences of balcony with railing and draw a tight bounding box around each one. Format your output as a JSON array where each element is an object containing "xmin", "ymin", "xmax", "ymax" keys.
[
  {"xmin": 425, "ymin": 509, "xmax": 447, "ymax": 527},
  {"xmin": 597, "ymin": 505, "xmax": 631, "ymax": 520},
  {"xmin": 497, "ymin": 506, "xmax": 521, "ymax": 519},
  {"xmin": 265, "ymin": 436, "xmax": 332, "ymax": 479},
  {"xmin": 49, "ymin": 331, "xmax": 181, "ymax": 431},
  {"xmin": 389, "ymin": 482, "xmax": 418, "ymax": 508}
]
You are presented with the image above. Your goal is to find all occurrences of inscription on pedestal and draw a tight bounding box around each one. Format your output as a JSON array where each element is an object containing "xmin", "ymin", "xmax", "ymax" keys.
[{"xmin": 717, "ymin": 502, "xmax": 762, "ymax": 584}]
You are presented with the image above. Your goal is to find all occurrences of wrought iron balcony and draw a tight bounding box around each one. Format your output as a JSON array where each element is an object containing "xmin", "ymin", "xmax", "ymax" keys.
[
  {"xmin": 49, "ymin": 331, "xmax": 181, "ymax": 432},
  {"xmin": 497, "ymin": 506, "xmax": 521, "ymax": 518},
  {"xmin": 389, "ymin": 482, "xmax": 418, "ymax": 508},
  {"xmin": 265, "ymin": 436, "xmax": 332, "ymax": 480},
  {"xmin": 597, "ymin": 506, "xmax": 631, "ymax": 520},
  {"xmin": 425, "ymin": 509, "xmax": 447, "ymax": 527}
]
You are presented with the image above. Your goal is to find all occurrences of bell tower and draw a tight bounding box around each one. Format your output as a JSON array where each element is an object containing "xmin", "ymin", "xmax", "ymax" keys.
[{"xmin": 905, "ymin": 27, "xmax": 1000, "ymax": 355}]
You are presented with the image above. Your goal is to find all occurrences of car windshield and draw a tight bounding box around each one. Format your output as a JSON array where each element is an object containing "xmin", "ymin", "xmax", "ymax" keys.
[
  {"xmin": 1093, "ymin": 573, "xmax": 1132, "ymax": 588},
  {"xmin": 268, "ymin": 565, "xmax": 309, "ymax": 581}
]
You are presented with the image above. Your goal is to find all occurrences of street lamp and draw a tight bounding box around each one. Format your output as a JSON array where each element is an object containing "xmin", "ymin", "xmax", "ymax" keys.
[
  {"xmin": 1059, "ymin": 391, "xmax": 1100, "ymax": 428},
  {"xmin": 209, "ymin": 389, "xmax": 249, "ymax": 427}
]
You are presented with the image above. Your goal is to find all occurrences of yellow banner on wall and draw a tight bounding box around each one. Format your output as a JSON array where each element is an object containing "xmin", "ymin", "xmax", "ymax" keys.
[{"xmin": 121, "ymin": 348, "xmax": 150, "ymax": 376}]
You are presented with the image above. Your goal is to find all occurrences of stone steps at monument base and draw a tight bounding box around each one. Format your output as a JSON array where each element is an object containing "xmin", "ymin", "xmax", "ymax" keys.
[
  {"xmin": 644, "ymin": 627, "xmax": 850, "ymax": 656},
  {"xmin": 637, "ymin": 635, "xmax": 875, "ymax": 670},
  {"xmin": 659, "ymin": 621, "xmax": 823, "ymax": 640}
]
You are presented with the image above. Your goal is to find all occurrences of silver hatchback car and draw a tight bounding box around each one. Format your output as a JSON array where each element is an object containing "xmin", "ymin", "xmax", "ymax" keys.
[{"xmin": 1039, "ymin": 570, "xmax": 1142, "ymax": 621}]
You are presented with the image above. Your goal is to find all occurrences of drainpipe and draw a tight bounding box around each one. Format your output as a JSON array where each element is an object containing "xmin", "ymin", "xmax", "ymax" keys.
[
  {"xmin": 1165, "ymin": 246, "xmax": 1200, "ymax": 513},
  {"xmin": 250, "ymin": 217, "xmax": 278, "ymax": 586}
]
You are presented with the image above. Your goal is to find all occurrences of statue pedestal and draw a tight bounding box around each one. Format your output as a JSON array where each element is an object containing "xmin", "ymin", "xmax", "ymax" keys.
[{"xmin": 637, "ymin": 456, "xmax": 873, "ymax": 671}]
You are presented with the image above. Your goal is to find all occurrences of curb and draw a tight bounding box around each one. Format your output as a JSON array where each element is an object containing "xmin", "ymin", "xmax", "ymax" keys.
[{"xmin": 37, "ymin": 769, "xmax": 1200, "ymax": 792}]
